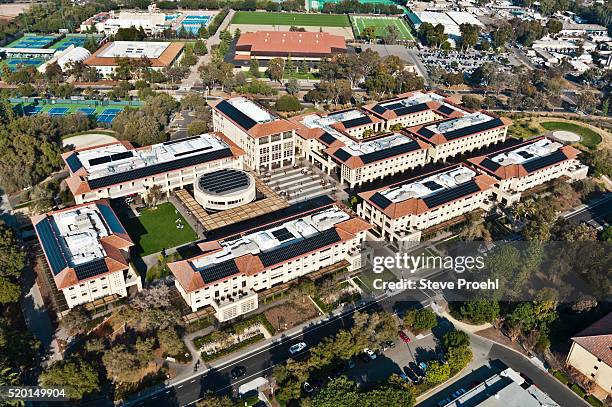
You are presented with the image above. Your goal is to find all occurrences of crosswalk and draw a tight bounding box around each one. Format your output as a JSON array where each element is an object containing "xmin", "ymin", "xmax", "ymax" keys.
[{"xmin": 264, "ymin": 167, "xmax": 336, "ymax": 204}]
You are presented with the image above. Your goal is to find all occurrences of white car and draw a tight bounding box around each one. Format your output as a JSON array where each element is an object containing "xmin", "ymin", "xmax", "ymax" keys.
[
  {"xmin": 289, "ymin": 342, "xmax": 307, "ymax": 355},
  {"xmin": 363, "ymin": 348, "xmax": 377, "ymax": 360}
]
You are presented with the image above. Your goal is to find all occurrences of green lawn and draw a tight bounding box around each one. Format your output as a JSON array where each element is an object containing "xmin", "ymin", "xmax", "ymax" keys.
[
  {"xmin": 231, "ymin": 11, "xmax": 350, "ymax": 27},
  {"xmin": 350, "ymin": 15, "xmax": 414, "ymax": 40},
  {"xmin": 358, "ymin": 268, "xmax": 398, "ymax": 291},
  {"xmin": 119, "ymin": 202, "xmax": 198, "ymax": 256},
  {"xmin": 540, "ymin": 121, "xmax": 602, "ymax": 149}
]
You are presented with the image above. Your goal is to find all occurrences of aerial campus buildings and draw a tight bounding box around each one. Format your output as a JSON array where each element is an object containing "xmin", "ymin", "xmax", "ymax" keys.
[
  {"xmin": 61, "ymin": 133, "xmax": 245, "ymax": 204},
  {"xmin": 31, "ymin": 201, "xmax": 142, "ymax": 312},
  {"xmin": 168, "ymin": 204, "xmax": 370, "ymax": 320},
  {"xmin": 84, "ymin": 41, "xmax": 185, "ymax": 78}
]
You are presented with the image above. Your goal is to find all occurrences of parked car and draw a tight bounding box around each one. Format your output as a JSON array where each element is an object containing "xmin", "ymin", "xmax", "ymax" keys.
[
  {"xmin": 303, "ymin": 382, "xmax": 314, "ymax": 393},
  {"xmin": 451, "ymin": 388, "xmax": 466, "ymax": 398},
  {"xmin": 230, "ymin": 365, "xmax": 246, "ymax": 379},
  {"xmin": 437, "ymin": 398, "xmax": 451, "ymax": 407},
  {"xmin": 409, "ymin": 362, "xmax": 424, "ymax": 378},
  {"xmin": 363, "ymin": 348, "xmax": 377, "ymax": 360},
  {"xmin": 419, "ymin": 361, "xmax": 427, "ymax": 372},
  {"xmin": 404, "ymin": 368, "xmax": 420, "ymax": 384},
  {"xmin": 398, "ymin": 330, "xmax": 411, "ymax": 343},
  {"xmin": 289, "ymin": 342, "xmax": 307, "ymax": 355}
]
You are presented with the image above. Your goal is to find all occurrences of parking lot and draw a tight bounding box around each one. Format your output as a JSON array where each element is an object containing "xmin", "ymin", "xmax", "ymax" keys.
[{"xmin": 418, "ymin": 49, "xmax": 520, "ymax": 75}]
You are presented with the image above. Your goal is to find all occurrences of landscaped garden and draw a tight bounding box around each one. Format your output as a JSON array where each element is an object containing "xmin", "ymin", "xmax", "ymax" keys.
[
  {"xmin": 118, "ymin": 202, "xmax": 198, "ymax": 256},
  {"xmin": 540, "ymin": 121, "xmax": 603, "ymax": 149}
]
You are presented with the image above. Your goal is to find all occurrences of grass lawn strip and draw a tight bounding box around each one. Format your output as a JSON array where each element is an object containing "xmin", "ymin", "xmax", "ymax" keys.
[
  {"xmin": 120, "ymin": 202, "xmax": 197, "ymax": 256},
  {"xmin": 540, "ymin": 121, "xmax": 602, "ymax": 148},
  {"xmin": 350, "ymin": 15, "xmax": 414, "ymax": 40},
  {"xmin": 231, "ymin": 11, "xmax": 350, "ymax": 27}
]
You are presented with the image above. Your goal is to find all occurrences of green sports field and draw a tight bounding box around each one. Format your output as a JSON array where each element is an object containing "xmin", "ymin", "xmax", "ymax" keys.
[
  {"xmin": 350, "ymin": 15, "xmax": 414, "ymax": 40},
  {"xmin": 231, "ymin": 11, "xmax": 350, "ymax": 27}
]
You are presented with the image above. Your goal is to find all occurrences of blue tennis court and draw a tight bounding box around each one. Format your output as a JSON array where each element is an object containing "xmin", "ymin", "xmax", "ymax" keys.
[
  {"xmin": 77, "ymin": 108, "xmax": 96, "ymax": 116},
  {"xmin": 180, "ymin": 15, "xmax": 211, "ymax": 34},
  {"xmin": 48, "ymin": 107, "xmax": 70, "ymax": 116},
  {"xmin": 7, "ymin": 59, "xmax": 43, "ymax": 66},
  {"xmin": 8, "ymin": 35, "xmax": 57, "ymax": 49},
  {"xmin": 97, "ymin": 108, "xmax": 123, "ymax": 123},
  {"xmin": 23, "ymin": 105, "xmax": 42, "ymax": 116},
  {"xmin": 53, "ymin": 37, "xmax": 87, "ymax": 51}
]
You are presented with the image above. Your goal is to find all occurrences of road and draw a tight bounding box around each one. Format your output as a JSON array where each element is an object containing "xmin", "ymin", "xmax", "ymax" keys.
[{"xmin": 126, "ymin": 289, "xmax": 433, "ymax": 407}]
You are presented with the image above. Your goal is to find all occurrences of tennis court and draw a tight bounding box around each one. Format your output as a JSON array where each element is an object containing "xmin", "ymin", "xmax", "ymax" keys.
[
  {"xmin": 51, "ymin": 35, "xmax": 102, "ymax": 51},
  {"xmin": 77, "ymin": 107, "xmax": 96, "ymax": 116},
  {"xmin": 351, "ymin": 15, "xmax": 414, "ymax": 40},
  {"xmin": 11, "ymin": 102, "xmax": 128, "ymax": 123},
  {"xmin": 97, "ymin": 109, "xmax": 122, "ymax": 124},
  {"xmin": 231, "ymin": 11, "xmax": 350, "ymax": 27},
  {"xmin": 6, "ymin": 34, "xmax": 58, "ymax": 49},
  {"xmin": 23, "ymin": 105, "xmax": 42, "ymax": 116},
  {"xmin": 48, "ymin": 107, "xmax": 70, "ymax": 116},
  {"xmin": 180, "ymin": 15, "xmax": 211, "ymax": 34}
]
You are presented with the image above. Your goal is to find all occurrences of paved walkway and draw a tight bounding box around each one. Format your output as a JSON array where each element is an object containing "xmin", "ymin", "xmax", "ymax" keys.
[{"xmin": 437, "ymin": 310, "xmax": 492, "ymax": 334}]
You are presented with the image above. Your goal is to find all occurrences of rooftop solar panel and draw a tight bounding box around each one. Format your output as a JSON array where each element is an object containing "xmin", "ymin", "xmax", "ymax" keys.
[
  {"xmin": 198, "ymin": 169, "xmax": 250, "ymax": 194},
  {"xmin": 164, "ymin": 135, "xmax": 200, "ymax": 145},
  {"xmin": 360, "ymin": 140, "xmax": 421, "ymax": 164},
  {"xmin": 444, "ymin": 117, "xmax": 504, "ymax": 141},
  {"xmin": 199, "ymin": 259, "xmax": 240, "ymax": 284},
  {"xmin": 479, "ymin": 158, "xmax": 501, "ymax": 172},
  {"xmin": 342, "ymin": 115, "xmax": 372, "ymax": 129},
  {"xmin": 385, "ymin": 102, "xmax": 405, "ymax": 111},
  {"xmin": 88, "ymin": 148, "xmax": 234, "ymax": 189},
  {"xmin": 522, "ymin": 150, "xmax": 567, "ymax": 173},
  {"xmin": 423, "ymin": 180, "xmax": 443, "ymax": 190},
  {"xmin": 333, "ymin": 149, "xmax": 351, "ymax": 162},
  {"xmin": 111, "ymin": 151, "xmax": 133, "ymax": 161},
  {"xmin": 417, "ymin": 127, "xmax": 436, "ymax": 139},
  {"xmin": 437, "ymin": 105, "xmax": 456, "ymax": 115},
  {"xmin": 74, "ymin": 258, "xmax": 109, "ymax": 280},
  {"xmin": 517, "ymin": 151, "xmax": 534, "ymax": 159},
  {"xmin": 65, "ymin": 153, "xmax": 82, "ymax": 173},
  {"xmin": 319, "ymin": 132, "xmax": 337, "ymax": 146},
  {"xmin": 369, "ymin": 192, "xmax": 393, "ymax": 209},
  {"xmin": 422, "ymin": 181, "xmax": 480, "ymax": 208},
  {"xmin": 370, "ymin": 104, "xmax": 387, "ymax": 115},
  {"xmin": 215, "ymin": 100, "xmax": 257, "ymax": 130},
  {"xmin": 174, "ymin": 145, "xmax": 213, "ymax": 157},
  {"xmin": 89, "ymin": 156, "xmax": 111, "ymax": 166},
  {"xmin": 259, "ymin": 228, "xmax": 341, "ymax": 268},
  {"xmin": 97, "ymin": 203, "xmax": 127, "ymax": 235},
  {"xmin": 35, "ymin": 218, "xmax": 68, "ymax": 276},
  {"xmin": 271, "ymin": 227, "xmax": 294, "ymax": 242},
  {"xmin": 394, "ymin": 103, "xmax": 430, "ymax": 116}
]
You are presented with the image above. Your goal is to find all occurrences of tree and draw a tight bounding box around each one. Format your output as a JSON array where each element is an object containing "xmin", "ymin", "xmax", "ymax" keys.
[
  {"xmin": 507, "ymin": 302, "xmax": 536, "ymax": 332},
  {"xmin": 60, "ymin": 306, "xmax": 91, "ymax": 336},
  {"xmin": 196, "ymin": 392, "xmax": 233, "ymax": 407},
  {"xmin": 451, "ymin": 300, "xmax": 500, "ymax": 324},
  {"xmin": 546, "ymin": 18, "xmax": 563, "ymax": 35},
  {"xmin": 40, "ymin": 358, "xmax": 99, "ymax": 400},
  {"xmin": 193, "ymin": 39, "xmax": 208, "ymax": 56},
  {"xmin": 286, "ymin": 78, "xmax": 300, "ymax": 95},
  {"xmin": 443, "ymin": 330, "xmax": 470, "ymax": 350},
  {"xmin": 267, "ymin": 58, "xmax": 285, "ymax": 82},
  {"xmin": 461, "ymin": 95, "xmax": 481, "ymax": 109},
  {"xmin": 351, "ymin": 311, "xmax": 398, "ymax": 350},
  {"xmin": 575, "ymin": 91, "xmax": 599, "ymax": 114},
  {"xmin": 144, "ymin": 184, "xmax": 163, "ymax": 208},
  {"xmin": 425, "ymin": 361, "xmax": 451, "ymax": 385},
  {"xmin": 446, "ymin": 346, "xmax": 472, "ymax": 374},
  {"xmin": 384, "ymin": 25, "xmax": 399, "ymax": 45},
  {"xmin": 311, "ymin": 376, "xmax": 360, "ymax": 406},
  {"xmin": 249, "ymin": 59, "xmax": 260, "ymax": 78},
  {"xmin": 0, "ymin": 278, "xmax": 20, "ymax": 304},
  {"xmin": 275, "ymin": 95, "xmax": 301, "ymax": 112},
  {"xmin": 362, "ymin": 26, "xmax": 377, "ymax": 42},
  {"xmin": 157, "ymin": 328, "xmax": 184, "ymax": 355},
  {"xmin": 187, "ymin": 120, "xmax": 209, "ymax": 136},
  {"xmin": 403, "ymin": 308, "xmax": 437, "ymax": 331},
  {"xmin": 459, "ymin": 23, "xmax": 480, "ymax": 49}
]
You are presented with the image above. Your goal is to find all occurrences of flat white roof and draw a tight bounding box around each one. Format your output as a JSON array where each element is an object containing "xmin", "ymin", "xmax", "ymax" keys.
[
  {"xmin": 77, "ymin": 133, "xmax": 230, "ymax": 180},
  {"xmin": 51, "ymin": 204, "xmax": 109, "ymax": 266},
  {"xmin": 489, "ymin": 138, "xmax": 563, "ymax": 166},
  {"xmin": 227, "ymin": 97, "xmax": 276, "ymax": 124},
  {"xmin": 381, "ymin": 166, "xmax": 476, "ymax": 203},
  {"xmin": 300, "ymin": 113, "xmax": 416, "ymax": 156},
  {"xmin": 416, "ymin": 11, "xmax": 461, "ymax": 36},
  {"xmin": 191, "ymin": 206, "xmax": 349, "ymax": 270},
  {"xmin": 97, "ymin": 41, "xmax": 170, "ymax": 59},
  {"xmin": 446, "ymin": 11, "xmax": 484, "ymax": 26},
  {"xmin": 380, "ymin": 91, "xmax": 446, "ymax": 109},
  {"xmin": 425, "ymin": 111, "xmax": 492, "ymax": 135}
]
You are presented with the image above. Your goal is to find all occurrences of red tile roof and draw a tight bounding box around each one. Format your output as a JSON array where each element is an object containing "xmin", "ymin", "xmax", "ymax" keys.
[
  {"xmin": 571, "ymin": 312, "xmax": 612, "ymax": 367},
  {"xmin": 235, "ymin": 31, "xmax": 346, "ymax": 57}
]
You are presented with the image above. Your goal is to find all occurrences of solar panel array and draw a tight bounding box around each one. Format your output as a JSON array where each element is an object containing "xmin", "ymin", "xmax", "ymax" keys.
[
  {"xmin": 342, "ymin": 115, "xmax": 372, "ymax": 129},
  {"xmin": 164, "ymin": 135, "xmax": 200, "ymax": 145},
  {"xmin": 422, "ymin": 181, "xmax": 480, "ymax": 208},
  {"xmin": 319, "ymin": 132, "xmax": 337, "ymax": 146},
  {"xmin": 215, "ymin": 100, "xmax": 257, "ymax": 130},
  {"xmin": 444, "ymin": 117, "xmax": 504, "ymax": 141},
  {"xmin": 370, "ymin": 104, "xmax": 387, "ymax": 115},
  {"xmin": 479, "ymin": 158, "xmax": 501, "ymax": 172},
  {"xmin": 175, "ymin": 145, "xmax": 212, "ymax": 157},
  {"xmin": 360, "ymin": 140, "xmax": 421, "ymax": 164},
  {"xmin": 394, "ymin": 103, "xmax": 430, "ymax": 117},
  {"xmin": 97, "ymin": 203, "xmax": 127, "ymax": 235},
  {"xmin": 198, "ymin": 169, "xmax": 250, "ymax": 194},
  {"xmin": 35, "ymin": 218, "xmax": 68, "ymax": 275},
  {"xmin": 271, "ymin": 227, "xmax": 294, "ymax": 242},
  {"xmin": 522, "ymin": 150, "xmax": 567, "ymax": 173},
  {"xmin": 369, "ymin": 192, "xmax": 393, "ymax": 209},
  {"xmin": 89, "ymin": 151, "xmax": 133, "ymax": 166},
  {"xmin": 74, "ymin": 258, "xmax": 109, "ymax": 280},
  {"xmin": 333, "ymin": 149, "xmax": 352, "ymax": 162},
  {"xmin": 437, "ymin": 105, "xmax": 456, "ymax": 116},
  {"xmin": 259, "ymin": 228, "xmax": 341, "ymax": 268},
  {"xmin": 65, "ymin": 154, "xmax": 82, "ymax": 173},
  {"xmin": 199, "ymin": 259, "xmax": 240, "ymax": 284},
  {"xmin": 417, "ymin": 127, "xmax": 436, "ymax": 139},
  {"xmin": 423, "ymin": 180, "xmax": 443, "ymax": 191},
  {"xmin": 88, "ymin": 148, "xmax": 234, "ymax": 189}
]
